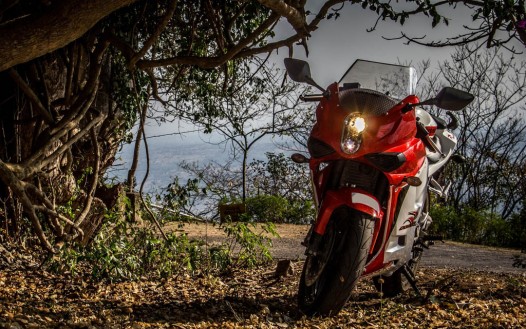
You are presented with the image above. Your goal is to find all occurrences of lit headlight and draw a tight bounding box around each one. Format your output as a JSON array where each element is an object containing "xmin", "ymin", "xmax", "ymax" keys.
[{"xmin": 341, "ymin": 113, "xmax": 366, "ymax": 154}]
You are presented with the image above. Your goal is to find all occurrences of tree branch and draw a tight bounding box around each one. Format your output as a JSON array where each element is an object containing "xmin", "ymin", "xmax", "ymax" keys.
[
  {"xmin": 128, "ymin": 0, "xmax": 179, "ymax": 68},
  {"xmin": 8, "ymin": 68, "xmax": 55, "ymax": 124},
  {"xmin": 136, "ymin": 12, "xmax": 280, "ymax": 69},
  {"xmin": 0, "ymin": 0, "xmax": 139, "ymax": 71},
  {"xmin": 256, "ymin": 0, "xmax": 307, "ymax": 35}
]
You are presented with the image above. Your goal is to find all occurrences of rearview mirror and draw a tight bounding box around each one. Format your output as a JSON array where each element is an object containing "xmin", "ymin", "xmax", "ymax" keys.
[
  {"xmin": 284, "ymin": 58, "xmax": 325, "ymax": 92},
  {"xmin": 284, "ymin": 58, "xmax": 312, "ymax": 83},
  {"xmin": 421, "ymin": 87, "xmax": 474, "ymax": 112}
]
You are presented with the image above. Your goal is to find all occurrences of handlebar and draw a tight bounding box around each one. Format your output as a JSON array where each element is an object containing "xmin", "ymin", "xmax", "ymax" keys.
[
  {"xmin": 416, "ymin": 120, "xmax": 444, "ymax": 156},
  {"xmin": 300, "ymin": 94, "xmax": 324, "ymax": 102}
]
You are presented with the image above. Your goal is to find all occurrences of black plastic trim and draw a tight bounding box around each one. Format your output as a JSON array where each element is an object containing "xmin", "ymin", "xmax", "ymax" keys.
[{"xmin": 365, "ymin": 152, "xmax": 407, "ymax": 172}]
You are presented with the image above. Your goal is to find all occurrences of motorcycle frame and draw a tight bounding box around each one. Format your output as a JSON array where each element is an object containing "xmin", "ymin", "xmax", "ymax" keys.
[{"xmin": 305, "ymin": 83, "xmax": 456, "ymax": 278}]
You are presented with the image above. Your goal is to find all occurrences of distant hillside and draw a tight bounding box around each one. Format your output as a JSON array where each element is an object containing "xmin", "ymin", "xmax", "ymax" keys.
[{"xmin": 109, "ymin": 132, "xmax": 286, "ymax": 193}]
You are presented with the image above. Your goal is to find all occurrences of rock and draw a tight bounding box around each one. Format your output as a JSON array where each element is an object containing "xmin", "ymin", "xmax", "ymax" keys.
[{"xmin": 274, "ymin": 260, "xmax": 294, "ymax": 278}]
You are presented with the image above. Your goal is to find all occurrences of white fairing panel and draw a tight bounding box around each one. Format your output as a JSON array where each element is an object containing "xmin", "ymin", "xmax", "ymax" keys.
[
  {"xmin": 416, "ymin": 108, "xmax": 458, "ymax": 176},
  {"xmin": 379, "ymin": 110, "xmax": 459, "ymax": 275},
  {"xmin": 428, "ymin": 129, "xmax": 457, "ymax": 176},
  {"xmin": 383, "ymin": 158, "xmax": 429, "ymax": 265},
  {"xmin": 351, "ymin": 192, "xmax": 380, "ymax": 213}
]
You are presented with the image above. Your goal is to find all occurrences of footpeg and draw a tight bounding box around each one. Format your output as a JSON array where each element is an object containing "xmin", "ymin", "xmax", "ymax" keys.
[{"xmin": 422, "ymin": 234, "xmax": 444, "ymax": 243}]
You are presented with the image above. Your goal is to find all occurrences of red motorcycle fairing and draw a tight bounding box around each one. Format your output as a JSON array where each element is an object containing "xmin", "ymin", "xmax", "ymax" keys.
[
  {"xmin": 313, "ymin": 188, "xmax": 383, "ymax": 236},
  {"xmin": 362, "ymin": 183, "xmax": 411, "ymax": 275},
  {"xmin": 306, "ymin": 83, "xmax": 429, "ymax": 275},
  {"xmin": 373, "ymin": 137, "xmax": 427, "ymax": 185},
  {"xmin": 308, "ymin": 83, "xmax": 421, "ymax": 161}
]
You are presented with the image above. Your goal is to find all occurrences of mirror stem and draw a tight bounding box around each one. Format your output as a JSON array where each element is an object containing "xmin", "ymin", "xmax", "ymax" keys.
[
  {"xmin": 305, "ymin": 77, "xmax": 326, "ymax": 93},
  {"xmin": 401, "ymin": 103, "xmax": 414, "ymax": 113}
]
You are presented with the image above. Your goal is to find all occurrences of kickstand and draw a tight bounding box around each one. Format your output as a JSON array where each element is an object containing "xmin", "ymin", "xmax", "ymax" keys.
[{"xmin": 401, "ymin": 264, "xmax": 421, "ymax": 297}]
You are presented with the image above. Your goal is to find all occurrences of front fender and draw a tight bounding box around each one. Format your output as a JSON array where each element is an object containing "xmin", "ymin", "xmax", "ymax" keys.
[{"xmin": 314, "ymin": 188, "xmax": 382, "ymax": 235}]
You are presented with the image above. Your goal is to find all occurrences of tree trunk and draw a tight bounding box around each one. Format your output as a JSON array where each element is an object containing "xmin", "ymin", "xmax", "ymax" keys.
[
  {"xmin": 0, "ymin": 41, "xmax": 125, "ymax": 249},
  {"xmin": 242, "ymin": 148, "xmax": 248, "ymax": 203},
  {"xmin": 0, "ymin": 0, "xmax": 138, "ymax": 72}
]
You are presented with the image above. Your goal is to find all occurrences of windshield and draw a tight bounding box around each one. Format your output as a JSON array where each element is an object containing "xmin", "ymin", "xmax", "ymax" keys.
[{"xmin": 339, "ymin": 60, "xmax": 417, "ymax": 99}]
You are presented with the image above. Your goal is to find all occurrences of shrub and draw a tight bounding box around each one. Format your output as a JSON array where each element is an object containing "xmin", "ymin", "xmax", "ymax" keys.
[
  {"xmin": 244, "ymin": 194, "xmax": 315, "ymax": 224},
  {"xmin": 47, "ymin": 196, "xmax": 279, "ymax": 281},
  {"xmin": 49, "ymin": 221, "xmax": 206, "ymax": 282},
  {"xmin": 429, "ymin": 204, "xmax": 522, "ymax": 248},
  {"xmin": 221, "ymin": 220, "xmax": 278, "ymax": 267}
]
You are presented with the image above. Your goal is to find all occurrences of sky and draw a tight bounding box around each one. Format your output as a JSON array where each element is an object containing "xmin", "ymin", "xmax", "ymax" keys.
[
  {"xmin": 270, "ymin": 0, "xmax": 476, "ymax": 86},
  {"xmin": 115, "ymin": 1, "xmax": 516, "ymax": 191},
  {"xmin": 143, "ymin": 1, "xmax": 473, "ymax": 138}
]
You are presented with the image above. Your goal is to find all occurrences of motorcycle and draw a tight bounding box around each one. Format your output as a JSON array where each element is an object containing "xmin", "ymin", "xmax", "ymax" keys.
[{"xmin": 284, "ymin": 58, "xmax": 474, "ymax": 316}]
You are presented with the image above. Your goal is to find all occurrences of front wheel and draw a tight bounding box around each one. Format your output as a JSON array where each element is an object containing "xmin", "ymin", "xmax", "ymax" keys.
[{"xmin": 298, "ymin": 208, "xmax": 374, "ymax": 316}]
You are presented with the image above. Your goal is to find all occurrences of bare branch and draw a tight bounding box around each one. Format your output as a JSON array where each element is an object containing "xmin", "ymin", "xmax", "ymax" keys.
[{"xmin": 383, "ymin": 31, "xmax": 490, "ymax": 48}]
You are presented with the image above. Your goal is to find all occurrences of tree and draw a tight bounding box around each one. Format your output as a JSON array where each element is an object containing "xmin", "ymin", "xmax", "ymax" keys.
[
  {"xmin": 365, "ymin": 0, "xmax": 526, "ymax": 51},
  {"xmin": 170, "ymin": 58, "xmax": 310, "ymax": 202},
  {"xmin": 420, "ymin": 46, "xmax": 526, "ymax": 219},
  {"xmin": 0, "ymin": 0, "xmax": 340, "ymax": 251},
  {"xmin": 415, "ymin": 46, "xmax": 526, "ymax": 247},
  {"xmin": 248, "ymin": 152, "xmax": 312, "ymax": 204}
]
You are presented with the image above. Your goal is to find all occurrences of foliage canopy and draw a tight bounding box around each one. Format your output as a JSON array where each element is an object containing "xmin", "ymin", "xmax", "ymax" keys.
[{"xmin": 0, "ymin": 0, "xmax": 525, "ymax": 252}]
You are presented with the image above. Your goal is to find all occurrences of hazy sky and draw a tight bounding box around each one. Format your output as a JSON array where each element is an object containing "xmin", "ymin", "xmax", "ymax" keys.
[
  {"xmin": 120, "ymin": 1, "xmax": 518, "ymax": 190},
  {"xmin": 271, "ymin": 1, "xmax": 476, "ymax": 86},
  {"xmin": 145, "ymin": 2, "xmax": 472, "ymax": 138}
]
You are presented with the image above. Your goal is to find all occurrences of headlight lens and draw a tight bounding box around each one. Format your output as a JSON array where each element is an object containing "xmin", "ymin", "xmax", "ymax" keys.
[{"xmin": 341, "ymin": 113, "xmax": 366, "ymax": 154}]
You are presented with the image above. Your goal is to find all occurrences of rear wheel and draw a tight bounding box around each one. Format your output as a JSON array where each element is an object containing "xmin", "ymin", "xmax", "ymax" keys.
[{"xmin": 298, "ymin": 208, "xmax": 374, "ymax": 316}]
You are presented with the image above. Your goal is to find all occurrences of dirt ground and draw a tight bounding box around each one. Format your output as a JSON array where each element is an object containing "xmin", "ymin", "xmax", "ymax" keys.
[
  {"xmin": 1, "ymin": 262, "xmax": 525, "ymax": 328},
  {"xmin": 0, "ymin": 222, "xmax": 525, "ymax": 328},
  {"xmin": 176, "ymin": 222, "xmax": 525, "ymax": 274}
]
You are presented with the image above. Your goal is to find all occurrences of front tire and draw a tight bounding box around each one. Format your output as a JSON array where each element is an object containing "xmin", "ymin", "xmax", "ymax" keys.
[{"xmin": 298, "ymin": 208, "xmax": 374, "ymax": 316}]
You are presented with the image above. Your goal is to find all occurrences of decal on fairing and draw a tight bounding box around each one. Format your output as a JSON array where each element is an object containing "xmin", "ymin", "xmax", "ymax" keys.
[{"xmin": 399, "ymin": 217, "xmax": 416, "ymax": 231}]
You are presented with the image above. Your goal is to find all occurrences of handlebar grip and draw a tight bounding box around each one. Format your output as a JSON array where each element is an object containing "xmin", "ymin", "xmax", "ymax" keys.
[{"xmin": 300, "ymin": 94, "xmax": 324, "ymax": 102}]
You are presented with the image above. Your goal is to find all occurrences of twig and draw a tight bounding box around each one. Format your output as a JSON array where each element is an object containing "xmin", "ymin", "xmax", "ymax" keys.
[{"xmin": 225, "ymin": 300, "xmax": 242, "ymax": 322}]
